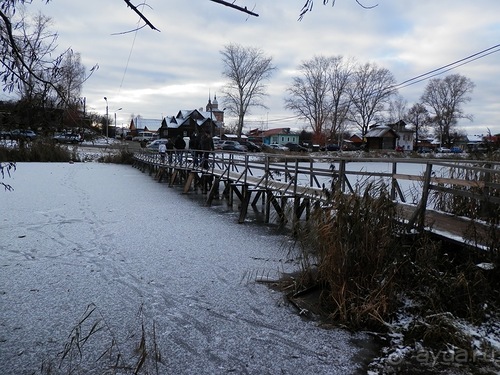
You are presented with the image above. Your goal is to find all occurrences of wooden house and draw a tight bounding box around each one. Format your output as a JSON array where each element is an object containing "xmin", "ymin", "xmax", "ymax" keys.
[{"xmin": 364, "ymin": 125, "xmax": 399, "ymax": 150}]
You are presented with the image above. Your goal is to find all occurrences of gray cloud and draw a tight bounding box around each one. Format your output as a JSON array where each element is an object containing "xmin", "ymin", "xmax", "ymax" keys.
[{"xmin": 7, "ymin": 0, "xmax": 500, "ymax": 135}]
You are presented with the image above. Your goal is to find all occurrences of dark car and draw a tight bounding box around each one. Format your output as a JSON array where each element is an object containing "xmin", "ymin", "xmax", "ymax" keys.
[
  {"xmin": 417, "ymin": 147, "xmax": 432, "ymax": 154},
  {"xmin": 221, "ymin": 140, "xmax": 246, "ymax": 152},
  {"xmin": 450, "ymin": 147, "xmax": 463, "ymax": 154},
  {"xmin": 53, "ymin": 133, "xmax": 82, "ymax": 144},
  {"xmin": 10, "ymin": 129, "xmax": 37, "ymax": 141},
  {"xmin": 241, "ymin": 141, "xmax": 261, "ymax": 152},
  {"xmin": 322, "ymin": 144, "xmax": 340, "ymax": 151},
  {"xmin": 284, "ymin": 142, "xmax": 308, "ymax": 152},
  {"xmin": 0, "ymin": 129, "xmax": 11, "ymax": 139}
]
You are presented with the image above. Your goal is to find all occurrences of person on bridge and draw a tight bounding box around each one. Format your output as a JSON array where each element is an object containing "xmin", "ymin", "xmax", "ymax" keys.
[
  {"xmin": 158, "ymin": 142, "xmax": 167, "ymax": 163},
  {"xmin": 190, "ymin": 133, "xmax": 200, "ymax": 166},
  {"xmin": 200, "ymin": 131, "xmax": 214, "ymax": 169},
  {"xmin": 166, "ymin": 138, "xmax": 174, "ymax": 163},
  {"xmin": 174, "ymin": 135, "xmax": 186, "ymax": 163}
]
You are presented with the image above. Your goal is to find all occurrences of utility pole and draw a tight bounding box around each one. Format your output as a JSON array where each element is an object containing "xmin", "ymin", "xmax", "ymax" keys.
[{"xmin": 104, "ymin": 97, "xmax": 109, "ymax": 140}]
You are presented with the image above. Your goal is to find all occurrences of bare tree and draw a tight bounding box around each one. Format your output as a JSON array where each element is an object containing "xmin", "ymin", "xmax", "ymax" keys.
[
  {"xmin": 285, "ymin": 56, "xmax": 332, "ymax": 141},
  {"xmin": 405, "ymin": 103, "xmax": 430, "ymax": 147},
  {"xmin": 347, "ymin": 62, "xmax": 397, "ymax": 135},
  {"xmin": 1, "ymin": 2, "xmax": 95, "ymax": 103},
  {"xmin": 420, "ymin": 74, "xmax": 474, "ymax": 147},
  {"xmin": 285, "ymin": 55, "xmax": 352, "ymax": 143},
  {"xmin": 220, "ymin": 43, "xmax": 276, "ymax": 138},
  {"xmin": 326, "ymin": 56, "xmax": 354, "ymax": 143},
  {"xmin": 55, "ymin": 51, "xmax": 86, "ymax": 105},
  {"xmin": 1, "ymin": 11, "xmax": 57, "ymax": 97},
  {"xmin": 386, "ymin": 94, "xmax": 408, "ymax": 124}
]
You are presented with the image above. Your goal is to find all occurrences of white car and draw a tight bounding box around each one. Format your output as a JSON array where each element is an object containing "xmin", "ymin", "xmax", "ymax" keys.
[
  {"xmin": 132, "ymin": 131, "xmax": 156, "ymax": 142},
  {"xmin": 267, "ymin": 143, "xmax": 289, "ymax": 151},
  {"xmin": 436, "ymin": 147, "xmax": 451, "ymax": 153},
  {"xmin": 145, "ymin": 139, "xmax": 168, "ymax": 151}
]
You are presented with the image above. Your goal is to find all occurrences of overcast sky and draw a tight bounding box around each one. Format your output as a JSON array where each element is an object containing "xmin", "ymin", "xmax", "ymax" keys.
[{"xmin": 7, "ymin": 0, "xmax": 500, "ymax": 135}]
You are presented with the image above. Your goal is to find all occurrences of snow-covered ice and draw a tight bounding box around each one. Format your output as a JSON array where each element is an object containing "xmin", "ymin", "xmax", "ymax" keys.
[{"xmin": 0, "ymin": 162, "xmax": 372, "ymax": 374}]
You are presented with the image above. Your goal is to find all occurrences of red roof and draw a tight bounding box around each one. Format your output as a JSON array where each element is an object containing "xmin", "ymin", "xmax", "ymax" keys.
[{"xmin": 261, "ymin": 128, "xmax": 291, "ymax": 137}]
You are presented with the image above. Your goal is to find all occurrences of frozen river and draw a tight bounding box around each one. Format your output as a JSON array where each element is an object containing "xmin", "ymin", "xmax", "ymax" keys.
[{"xmin": 0, "ymin": 163, "xmax": 373, "ymax": 374}]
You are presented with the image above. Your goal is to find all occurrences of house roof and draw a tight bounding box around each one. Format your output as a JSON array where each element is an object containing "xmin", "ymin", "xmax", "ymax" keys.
[
  {"xmin": 467, "ymin": 135, "xmax": 483, "ymax": 143},
  {"xmin": 365, "ymin": 126, "xmax": 399, "ymax": 138},
  {"xmin": 261, "ymin": 128, "xmax": 293, "ymax": 137},
  {"xmin": 162, "ymin": 109, "xmax": 220, "ymax": 130},
  {"xmin": 131, "ymin": 117, "xmax": 162, "ymax": 131}
]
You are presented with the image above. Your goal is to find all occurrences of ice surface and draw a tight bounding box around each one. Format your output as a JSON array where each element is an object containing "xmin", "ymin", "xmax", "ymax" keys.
[{"xmin": 0, "ymin": 163, "xmax": 371, "ymax": 374}]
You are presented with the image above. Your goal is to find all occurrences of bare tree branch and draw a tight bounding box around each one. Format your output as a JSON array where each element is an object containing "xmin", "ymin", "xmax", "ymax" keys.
[
  {"xmin": 299, "ymin": 0, "xmax": 378, "ymax": 20},
  {"xmin": 123, "ymin": 0, "xmax": 160, "ymax": 31},
  {"xmin": 209, "ymin": 0, "xmax": 259, "ymax": 17}
]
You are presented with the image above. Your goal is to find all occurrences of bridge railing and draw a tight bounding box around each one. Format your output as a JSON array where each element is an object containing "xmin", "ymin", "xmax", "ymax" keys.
[{"xmin": 134, "ymin": 150, "xmax": 500, "ymax": 223}]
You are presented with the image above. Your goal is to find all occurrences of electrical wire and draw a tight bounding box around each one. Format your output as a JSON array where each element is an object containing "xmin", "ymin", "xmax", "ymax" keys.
[
  {"xmin": 252, "ymin": 43, "xmax": 500, "ymax": 124},
  {"xmin": 117, "ymin": 3, "xmax": 149, "ymax": 96},
  {"xmin": 390, "ymin": 43, "xmax": 500, "ymax": 92}
]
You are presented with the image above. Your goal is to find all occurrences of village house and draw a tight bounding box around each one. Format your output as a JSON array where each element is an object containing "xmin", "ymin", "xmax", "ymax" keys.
[
  {"xmin": 128, "ymin": 117, "xmax": 162, "ymax": 139},
  {"xmin": 364, "ymin": 120, "xmax": 414, "ymax": 151},
  {"xmin": 390, "ymin": 120, "xmax": 414, "ymax": 151},
  {"xmin": 364, "ymin": 125, "xmax": 399, "ymax": 150},
  {"xmin": 260, "ymin": 128, "xmax": 300, "ymax": 145},
  {"xmin": 158, "ymin": 96, "xmax": 224, "ymax": 140}
]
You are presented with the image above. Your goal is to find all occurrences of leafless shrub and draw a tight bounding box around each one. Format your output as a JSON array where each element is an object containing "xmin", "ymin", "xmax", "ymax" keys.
[
  {"xmin": 287, "ymin": 180, "xmax": 497, "ymax": 332},
  {"xmin": 39, "ymin": 303, "xmax": 164, "ymax": 374}
]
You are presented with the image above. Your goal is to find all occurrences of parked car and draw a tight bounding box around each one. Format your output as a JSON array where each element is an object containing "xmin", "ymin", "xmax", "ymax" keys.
[
  {"xmin": 146, "ymin": 139, "xmax": 169, "ymax": 151},
  {"xmin": 321, "ymin": 144, "xmax": 340, "ymax": 151},
  {"xmin": 450, "ymin": 147, "xmax": 463, "ymax": 154},
  {"xmin": 240, "ymin": 141, "xmax": 261, "ymax": 152},
  {"xmin": 436, "ymin": 147, "xmax": 451, "ymax": 153},
  {"xmin": 132, "ymin": 131, "xmax": 156, "ymax": 142},
  {"xmin": 417, "ymin": 147, "xmax": 433, "ymax": 154},
  {"xmin": 10, "ymin": 129, "xmax": 37, "ymax": 141},
  {"xmin": 284, "ymin": 142, "xmax": 308, "ymax": 152},
  {"xmin": 213, "ymin": 139, "xmax": 222, "ymax": 149},
  {"xmin": 221, "ymin": 140, "xmax": 246, "ymax": 152},
  {"xmin": 0, "ymin": 129, "xmax": 11, "ymax": 139},
  {"xmin": 263, "ymin": 143, "xmax": 289, "ymax": 152},
  {"xmin": 53, "ymin": 133, "xmax": 82, "ymax": 144}
]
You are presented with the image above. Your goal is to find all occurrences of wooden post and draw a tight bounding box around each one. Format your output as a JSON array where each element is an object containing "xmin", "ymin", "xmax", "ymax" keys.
[
  {"xmin": 238, "ymin": 185, "xmax": 251, "ymax": 224},
  {"xmin": 183, "ymin": 172, "xmax": 196, "ymax": 194},
  {"xmin": 391, "ymin": 161, "xmax": 397, "ymax": 200},
  {"xmin": 407, "ymin": 162, "xmax": 433, "ymax": 231}
]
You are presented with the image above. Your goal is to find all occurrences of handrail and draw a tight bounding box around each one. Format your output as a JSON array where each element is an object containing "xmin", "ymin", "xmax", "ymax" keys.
[{"xmin": 134, "ymin": 150, "xmax": 500, "ymax": 216}]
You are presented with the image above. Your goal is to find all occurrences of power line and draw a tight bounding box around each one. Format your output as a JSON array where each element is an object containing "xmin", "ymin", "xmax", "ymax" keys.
[
  {"xmin": 391, "ymin": 43, "xmax": 500, "ymax": 91},
  {"xmin": 252, "ymin": 43, "xmax": 500, "ymax": 125}
]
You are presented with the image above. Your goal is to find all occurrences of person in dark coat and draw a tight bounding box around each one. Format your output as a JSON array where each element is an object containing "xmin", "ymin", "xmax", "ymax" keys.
[
  {"xmin": 166, "ymin": 138, "xmax": 174, "ymax": 163},
  {"xmin": 174, "ymin": 135, "xmax": 186, "ymax": 163},
  {"xmin": 190, "ymin": 133, "xmax": 200, "ymax": 166},
  {"xmin": 200, "ymin": 132, "xmax": 214, "ymax": 169}
]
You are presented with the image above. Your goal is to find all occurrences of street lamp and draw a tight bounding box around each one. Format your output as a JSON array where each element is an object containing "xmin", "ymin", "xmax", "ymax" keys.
[
  {"xmin": 220, "ymin": 107, "xmax": 226, "ymax": 138},
  {"xmin": 103, "ymin": 97, "xmax": 108, "ymax": 139},
  {"xmin": 114, "ymin": 108, "xmax": 122, "ymax": 139}
]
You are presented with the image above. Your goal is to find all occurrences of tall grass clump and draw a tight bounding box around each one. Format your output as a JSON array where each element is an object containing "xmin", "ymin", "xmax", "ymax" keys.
[
  {"xmin": 0, "ymin": 140, "xmax": 75, "ymax": 162},
  {"xmin": 294, "ymin": 182, "xmax": 406, "ymax": 329},
  {"xmin": 40, "ymin": 303, "xmax": 164, "ymax": 374},
  {"xmin": 98, "ymin": 148, "xmax": 135, "ymax": 164},
  {"xmin": 291, "ymin": 182, "xmax": 498, "ymax": 330}
]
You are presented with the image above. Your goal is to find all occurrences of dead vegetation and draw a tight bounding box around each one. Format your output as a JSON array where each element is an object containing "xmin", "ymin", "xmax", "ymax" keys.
[
  {"xmin": 276, "ymin": 182, "xmax": 499, "ymax": 372},
  {"xmin": 39, "ymin": 303, "xmax": 164, "ymax": 375}
]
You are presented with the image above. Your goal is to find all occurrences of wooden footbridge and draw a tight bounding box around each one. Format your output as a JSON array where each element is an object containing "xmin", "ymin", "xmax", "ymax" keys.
[{"xmin": 133, "ymin": 150, "xmax": 500, "ymax": 250}]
